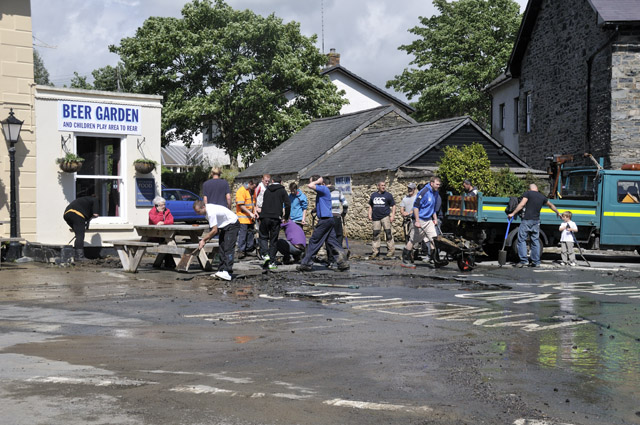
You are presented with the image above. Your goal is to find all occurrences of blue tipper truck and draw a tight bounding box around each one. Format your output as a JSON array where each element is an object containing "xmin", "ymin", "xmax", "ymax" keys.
[{"xmin": 446, "ymin": 155, "xmax": 640, "ymax": 258}]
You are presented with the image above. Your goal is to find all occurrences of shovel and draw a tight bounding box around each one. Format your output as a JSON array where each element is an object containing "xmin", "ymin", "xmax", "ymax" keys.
[
  {"xmin": 572, "ymin": 233, "xmax": 591, "ymax": 267},
  {"xmin": 498, "ymin": 217, "xmax": 513, "ymax": 266}
]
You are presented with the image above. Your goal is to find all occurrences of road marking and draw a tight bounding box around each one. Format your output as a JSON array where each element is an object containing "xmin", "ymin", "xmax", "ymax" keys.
[
  {"xmin": 185, "ymin": 309, "xmax": 280, "ymax": 319},
  {"xmin": 514, "ymin": 419, "xmax": 575, "ymax": 425},
  {"xmin": 225, "ymin": 314, "xmax": 325, "ymax": 324},
  {"xmin": 26, "ymin": 376, "xmax": 154, "ymax": 387},
  {"xmin": 141, "ymin": 370, "xmax": 253, "ymax": 384},
  {"xmin": 323, "ymin": 398, "xmax": 432, "ymax": 413}
]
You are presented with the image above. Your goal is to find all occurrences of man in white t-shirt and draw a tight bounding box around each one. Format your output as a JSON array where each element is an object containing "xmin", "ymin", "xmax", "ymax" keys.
[{"xmin": 193, "ymin": 200, "xmax": 239, "ymax": 281}]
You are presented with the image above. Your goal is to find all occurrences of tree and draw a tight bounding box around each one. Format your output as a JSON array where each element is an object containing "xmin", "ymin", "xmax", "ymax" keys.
[
  {"xmin": 437, "ymin": 143, "xmax": 496, "ymax": 195},
  {"xmin": 92, "ymin": 63, "xmax": 139, "ymax": 92},
  {"xmin": 110, "ymin": 0, "xmax": 346, "ymax": 164},
  {"xmin": 387, "ymin": 0, "xmax": 521, "ymax": 127},
  {"xmin": 33, "ymin": 49, "xmax": 52, "ymax": 86},
  {"xmin": 69, "ymin": 71, "xmax": 93, "ymax": 90}
]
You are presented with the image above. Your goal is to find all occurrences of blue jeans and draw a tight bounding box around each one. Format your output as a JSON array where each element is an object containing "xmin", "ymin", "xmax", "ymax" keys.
[{"xmin": 517, "ymin": 219, "xmax": 541, "ymax": 265}]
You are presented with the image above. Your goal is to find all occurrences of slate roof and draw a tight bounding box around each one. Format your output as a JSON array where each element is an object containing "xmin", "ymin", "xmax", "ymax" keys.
[
  {"xmin": 236, "ymin": 105, "xmax": 416, "ymax": 179},
  {"xmin": 301, "ymin": 116, "xmax": 529, "ymax": 178},
  {"xmin": 588, "ymin": 0, "xmax": 640, "ymax": 24},
  {"xmin": 321, "ymin": 65, "xmax": 416, "ymax": 114}
]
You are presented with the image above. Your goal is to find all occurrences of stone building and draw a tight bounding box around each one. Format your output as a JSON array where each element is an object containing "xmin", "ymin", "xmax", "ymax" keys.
[
  {"xmin": 488, "ymin": 0, "xmax": 640, "ymax": 170},
  {"xmin": 237, "ymin": 106, "xmax": 537, "ymax": 240}
]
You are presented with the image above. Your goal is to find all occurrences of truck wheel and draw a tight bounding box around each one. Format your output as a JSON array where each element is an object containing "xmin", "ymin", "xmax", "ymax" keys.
[{"xmin": 509, "ymin": 238, "xmax": 543, "ymax": 262}]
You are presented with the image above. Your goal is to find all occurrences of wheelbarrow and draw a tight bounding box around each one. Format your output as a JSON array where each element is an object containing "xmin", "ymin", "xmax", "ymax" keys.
[{"xmin": 432, "ymin": 233, "xmax": 483, "ymax": 272}]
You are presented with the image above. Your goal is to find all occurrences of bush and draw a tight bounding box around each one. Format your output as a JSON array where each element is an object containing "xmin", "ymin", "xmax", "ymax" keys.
[
  {"xmin": 437, "ymin": 143, "xmax": 495, "ymax": 195},
  {"xmin": 490, "ymin": 167, "xmax": 526, "ymax": 197}
]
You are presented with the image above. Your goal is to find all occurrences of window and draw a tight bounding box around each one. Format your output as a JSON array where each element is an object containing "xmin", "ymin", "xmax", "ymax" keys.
[
  {"xmin": 76, "ymin": 136, "xmax": 124, "ymax": 219},
  {"xmin": 499, "ymin": 103, "xmax": 506, "ymax": 130},
  {"xmin": 335, "ymin": 176, "xmax": 352, "ymax": 194},
  {"xmin": 617, "ymin": 180, "xmax": 640, "ymax": 203},
  {"xmin": 525, "ymin": 92, "xmax": 532, "ymax": 133},
  {"xmin": 514, "ymin": 97, "xmax": 519, "ymax": 133}
]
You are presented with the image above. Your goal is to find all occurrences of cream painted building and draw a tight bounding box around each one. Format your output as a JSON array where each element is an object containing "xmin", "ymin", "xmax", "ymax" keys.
[
  {"xmin": 34, "ymin": 86, "xmax": 163, "ymax": 246},
  {"xmin": 0, "ymin": 1, "xmax": 36, "ymax": 240},
  {"xmin": 1, "ymin": 1, "xmax": 164, "ymax": 249}
]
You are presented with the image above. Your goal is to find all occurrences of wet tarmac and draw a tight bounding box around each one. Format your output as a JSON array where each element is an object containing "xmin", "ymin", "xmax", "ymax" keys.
[{"xmin": 1, "ymin": 241, "xmax": 640, "ymax": 424}]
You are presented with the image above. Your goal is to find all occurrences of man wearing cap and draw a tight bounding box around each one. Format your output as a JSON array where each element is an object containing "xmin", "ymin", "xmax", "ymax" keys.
[{"xmin": 400, "ymin": 183, "xmax": 418, "ymax": 242}]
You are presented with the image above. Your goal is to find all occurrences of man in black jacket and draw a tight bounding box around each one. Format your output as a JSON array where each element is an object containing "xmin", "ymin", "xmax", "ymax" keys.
[
  {"xmin": 63, "ymin": 195, "xmax": 99, "ymax": 261},
  {"xmin": 259, "ymin": 175, "xmax": 291, "ymax": 270}
]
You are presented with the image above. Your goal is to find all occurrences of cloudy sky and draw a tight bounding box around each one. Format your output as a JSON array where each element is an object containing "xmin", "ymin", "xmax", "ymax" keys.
[{"xmin": 31, "ymin": 0, "xmax": 528, "ymax": 102}]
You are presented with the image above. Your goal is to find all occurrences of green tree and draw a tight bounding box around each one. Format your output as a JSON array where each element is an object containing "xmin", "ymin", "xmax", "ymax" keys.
[
  {"xmin": 33, "ymin": 49, "xmax": 52, "ymax": 86},
  {"xmin": 92, "ymin": 63, "xmax": 139, "ymax": 92},
  {"xmin": 387, "ymin": 0, "xmax": 521, "ymax": 127},
  {"xmin": 69, "ymin": 71, "xmax": 93, "ymax": 90},
  {"xmin": 492, "ymin": 167, "xmax": 526, "ymax": 197},
  {"xmin": 110, "ymin": 0, "xmax": 346, "ymax": 164},
  {"xmin": 437, "ymin": 143, "xmax": 496, "ymax": 195}
]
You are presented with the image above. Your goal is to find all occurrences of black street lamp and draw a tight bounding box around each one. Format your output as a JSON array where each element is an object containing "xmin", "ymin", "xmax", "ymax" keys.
[{"xmin": 1, "ymin": 108, "xmax": 24, "ymax": 260}]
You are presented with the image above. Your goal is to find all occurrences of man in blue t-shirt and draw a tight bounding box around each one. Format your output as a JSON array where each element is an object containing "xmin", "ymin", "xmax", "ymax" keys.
[
  {"xmin": 402, "ymin": 177, "xmax": 441, "ymax": 269},
  {"xmin": 368, "ymin": 181, "xmax": 396, "ymax": 258},
  {"xmin": 297, "ymin": 176, "xmax": 349, "ymax": 272}
]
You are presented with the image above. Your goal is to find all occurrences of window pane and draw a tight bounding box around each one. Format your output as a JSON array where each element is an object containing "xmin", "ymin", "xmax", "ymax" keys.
[
  {"xmin": 618, "ymin": 180, "xmax": 640, "ymax": 203},
  {"xmin": 77, "ymin": 136, "xmax": 121, "ymax": 176},
  {"xmin": 76, "ymin": 178, "xmax": 122, "ymax": 216}
]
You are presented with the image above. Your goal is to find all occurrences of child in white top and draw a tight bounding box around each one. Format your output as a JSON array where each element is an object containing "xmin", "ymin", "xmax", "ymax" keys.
[{"xmin": 559, "ymin": 211, "xmax": 578, "ymax": 266}]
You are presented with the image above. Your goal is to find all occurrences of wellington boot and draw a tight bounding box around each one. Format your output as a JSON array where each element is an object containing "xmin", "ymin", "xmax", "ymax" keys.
[{"xmin": 401, "ymin": 248, "xmax": 416, "ymax": 269}]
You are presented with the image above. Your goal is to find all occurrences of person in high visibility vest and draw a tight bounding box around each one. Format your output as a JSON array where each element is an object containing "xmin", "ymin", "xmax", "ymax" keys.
[{"xmin": 235, "ymin": 180, "xmax": 257, "ymax": 259}]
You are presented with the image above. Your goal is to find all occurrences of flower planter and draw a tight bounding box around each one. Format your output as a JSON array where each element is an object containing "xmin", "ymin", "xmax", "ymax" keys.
[
  {"xmin": 59, "ymin": 161, "xmax": 83, "ymax": 173},
  {"xmin": 134, "ymin": 161, "xmax": 156, "ymax": 174}
]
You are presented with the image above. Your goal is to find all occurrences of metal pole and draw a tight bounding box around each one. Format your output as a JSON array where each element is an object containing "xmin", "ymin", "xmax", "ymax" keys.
[{"xmin": 6, "ymin": 140, "xmax": 21, "ymax": 260}]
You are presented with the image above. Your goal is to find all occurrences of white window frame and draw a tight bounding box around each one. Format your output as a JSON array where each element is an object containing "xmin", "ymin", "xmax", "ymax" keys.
[{"xmin": 74, "ymin": 133, "xmax": 128, "ymax": 224}]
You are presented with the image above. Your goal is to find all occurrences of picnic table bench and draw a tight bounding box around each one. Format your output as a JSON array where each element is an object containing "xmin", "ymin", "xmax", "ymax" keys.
[{"xmin": 108, "ymin": 224, "xmax": 217, "ymax": 273}]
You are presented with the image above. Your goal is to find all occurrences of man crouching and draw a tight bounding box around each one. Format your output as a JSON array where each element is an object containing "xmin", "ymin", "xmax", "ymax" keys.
[{"xmin": 193, "ymin": 199, "xmax": 239, "ymax": 281}]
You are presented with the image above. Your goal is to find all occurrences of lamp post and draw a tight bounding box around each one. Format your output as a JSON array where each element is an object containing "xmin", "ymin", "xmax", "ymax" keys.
[{"xmin": 1, "ymin": 108, "xmax": 24, "ymax": 261}]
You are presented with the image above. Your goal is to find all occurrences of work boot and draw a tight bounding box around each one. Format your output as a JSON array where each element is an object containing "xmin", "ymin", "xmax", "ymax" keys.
[
  {"xmin": 74, "ymin": 249, "xmax": 87, "ymax": 263},
  {"xmin": 401, "ymin": 248, "xmax": 416, "ymax": 269}
]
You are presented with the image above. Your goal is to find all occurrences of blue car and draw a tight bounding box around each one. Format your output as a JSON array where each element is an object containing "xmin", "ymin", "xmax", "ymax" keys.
[{"xmin": 161, "ymin": 188, "xmax": 206, "ymax": 223}]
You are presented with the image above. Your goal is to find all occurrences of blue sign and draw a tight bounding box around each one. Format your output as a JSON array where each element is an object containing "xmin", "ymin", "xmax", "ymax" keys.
[
  {"xmin": 136, "ymin": 178, "xmax": 155, "ymax": 207},
  {"xmin": 58, "ymin": 100, "xmax": 142, "ymax": 135}
]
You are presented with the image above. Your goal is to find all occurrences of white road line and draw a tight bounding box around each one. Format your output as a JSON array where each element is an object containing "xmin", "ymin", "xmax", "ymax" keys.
[
  {"xmin": 514, "ymin": 419, "xmax": 575, "ymax": 425},
  {"xmin": 140, "ymin": 370, "xmax": 253, "ymax": 384},
  {"xmin": 185, "ymin": 309, "xmax": 280, "ymax": 319},
  {"xmin": 341, "ymin": 297, "xmax": 402, "ymax": 304},
  {"xmin": 170, "ymin": 385, "xmax": 236, "ymax": 395},
  {"xmin": 225, "ymin": 314, "xmax": 325, "ymax": 324},
  {"xmin": 323, "ymin": 398, "xmax": 432, "ymax": 413},
  {"xmin": 26, "ymin": 376, "xmax": 153, "ymax": 387},
  {"xmin": 352, "ymin": 301, "xmax": 431, "ymax": 310}
]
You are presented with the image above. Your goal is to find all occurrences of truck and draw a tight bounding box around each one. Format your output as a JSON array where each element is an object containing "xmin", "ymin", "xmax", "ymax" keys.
[{"xmin": 445, "ymin": 154, "xmax": 640, "ymax": 259}]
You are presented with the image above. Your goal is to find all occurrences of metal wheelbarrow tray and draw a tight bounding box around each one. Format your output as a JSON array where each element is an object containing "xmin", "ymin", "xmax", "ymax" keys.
[{"xmin": 433, "ymin": 234, "xmax": 484, "ymax": 272}]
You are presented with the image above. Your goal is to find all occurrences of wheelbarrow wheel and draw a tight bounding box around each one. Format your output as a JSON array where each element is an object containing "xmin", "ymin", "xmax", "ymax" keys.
[{"xmin": 457, "ymin": 255, "xmax": 475, "ymax": 272}]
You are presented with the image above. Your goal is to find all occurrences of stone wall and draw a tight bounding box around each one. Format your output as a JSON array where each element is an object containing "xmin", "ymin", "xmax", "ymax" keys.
[
  {"xmin": 232, "ymin": 171, "xmax": 437, "ymax": 241},
  {"xmin": 610, "ymin": 39, "xmax": 640, "ymax": 170},
  {"xmin": 518, "ymin": 0, "xmax": 614, "ymax": 169}
]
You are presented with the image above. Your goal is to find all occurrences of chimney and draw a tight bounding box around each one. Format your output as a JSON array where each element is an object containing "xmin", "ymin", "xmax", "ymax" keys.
[{"xmin": 326, "ymin": 48, "xmax": 340, "ymax": 67}]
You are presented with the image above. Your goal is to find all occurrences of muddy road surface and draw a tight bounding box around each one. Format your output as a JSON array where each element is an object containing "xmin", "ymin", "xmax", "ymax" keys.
[{"xmin": 1, "ymin": 249, "xmax": 640, "ymax": 425}]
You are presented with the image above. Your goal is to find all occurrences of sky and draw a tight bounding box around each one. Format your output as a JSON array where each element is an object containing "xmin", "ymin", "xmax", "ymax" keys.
[{"xmin": 31, "ymin": 0, "xmax": 529, "ymax": 103}]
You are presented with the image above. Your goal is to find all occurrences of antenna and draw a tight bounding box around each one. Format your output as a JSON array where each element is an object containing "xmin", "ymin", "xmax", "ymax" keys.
[
  {"xmin": 321, "ymin": 0, "xmax": 325, "ymax": 54},
  {"xmin": 32, "ymin": 35, "xmax": 57, "ymax": 49}
]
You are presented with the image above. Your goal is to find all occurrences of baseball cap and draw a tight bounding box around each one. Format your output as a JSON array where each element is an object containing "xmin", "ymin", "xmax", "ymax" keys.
[{"xmin": 407, "ymin": 183, "xmax": 417, "ymax": 189}]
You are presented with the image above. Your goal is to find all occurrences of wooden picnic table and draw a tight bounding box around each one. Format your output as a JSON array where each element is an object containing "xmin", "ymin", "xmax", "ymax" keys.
[{"xmin": 109, "ymin": 224, "xmax": 217, "ymax": 273}]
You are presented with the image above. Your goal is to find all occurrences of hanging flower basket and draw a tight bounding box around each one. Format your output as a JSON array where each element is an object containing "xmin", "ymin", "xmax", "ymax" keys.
[
  {"xmin": 134, "ymin": 159, "xmax": 157, "ymax": 174},
  {"xmin": 56, "ymin": 153, "xmax": 84, "ymax": 173}
]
